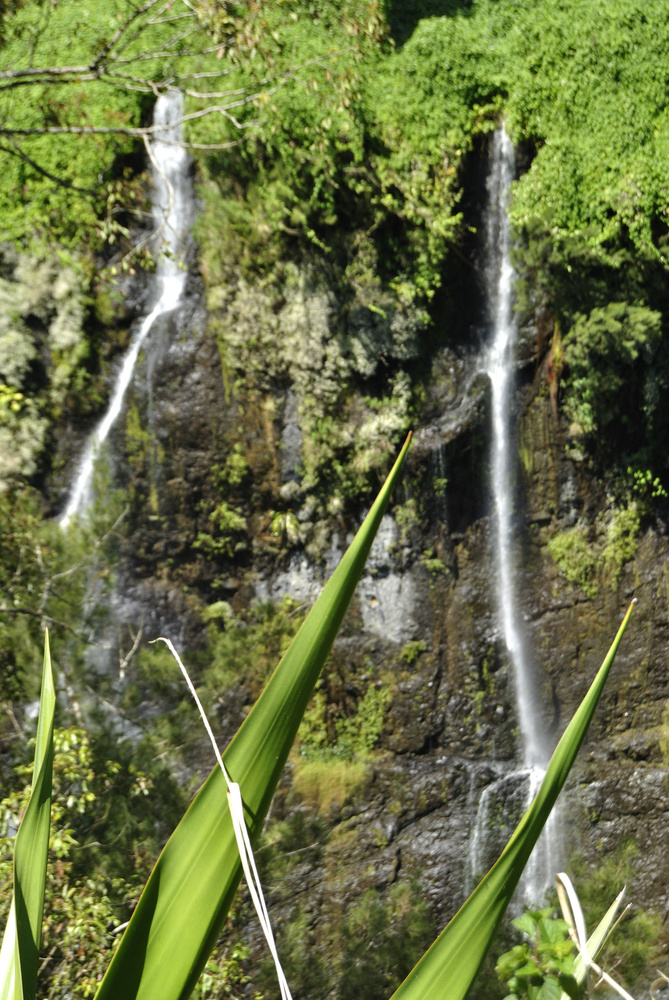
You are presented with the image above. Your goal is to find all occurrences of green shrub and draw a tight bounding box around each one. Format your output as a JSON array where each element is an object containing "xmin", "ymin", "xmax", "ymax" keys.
[
  {"xmin": 338, "ymin": 883, "xmax": 436, "ymax": 1000},
  {"xmin": 495, "ymin": 908, "xmax": 579, "ymax": 1000},
  {"xmin": 563, "ymin": 303, "xmax": 661, "ymax": 438}
]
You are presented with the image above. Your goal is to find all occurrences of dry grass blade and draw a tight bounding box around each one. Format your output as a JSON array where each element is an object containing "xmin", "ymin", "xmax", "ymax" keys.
[{"xmin": 556, "ymin": 872, "xmax": 636, "ymax": 1000}]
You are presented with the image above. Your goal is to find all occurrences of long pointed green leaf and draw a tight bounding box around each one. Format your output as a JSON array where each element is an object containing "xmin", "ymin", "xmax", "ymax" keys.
[
  {"xmin": 95, "ymin": 434, "xmax": 412, "ymax": 1000},
  {"xmin": 390, "ymin": 600, "xmax": 636, "ymax": 1000},
  {"xmin": 0, "ymin": 632, "xmax": 55, "ymax": 1000}
]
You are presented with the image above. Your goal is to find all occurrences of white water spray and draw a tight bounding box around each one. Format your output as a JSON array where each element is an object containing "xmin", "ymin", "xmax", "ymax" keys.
[
  {"xmin": 60, "ymin": 91, "xmax": 190, "ymax": 528},
  {"xmin": 470, "ymin": 127, "xmax": 555, "ymax": 904}
]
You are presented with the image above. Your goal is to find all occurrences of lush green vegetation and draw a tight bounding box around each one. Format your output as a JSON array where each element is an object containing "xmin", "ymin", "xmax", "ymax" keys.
[
  {"xmin": 0, "ymin": 724, "xmax": 264, "ymax": 999},
  {"xmin": 1, "ymin": 2, "xmax": 668, "ymax": 997},
  {"xmin": 4, "ymin": 0, "xmax": 669, "ymax": 495}
]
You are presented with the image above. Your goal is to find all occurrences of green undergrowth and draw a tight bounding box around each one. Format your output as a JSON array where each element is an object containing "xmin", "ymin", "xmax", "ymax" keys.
[
  {"xmin": 0, "ymin": 726, "xmax": 186, "ymax": 997},
  {"xmin": 251, "ymin": 841, "xmax": 435, "ymax": 1000},
  {"xmin": 0, "ymin": 469, "xmax": 124, "ymax": 708},
  {"xmin": 337, "ymin": 883, "xmax": 436, "ymax": 1000},
  {"xmin": 289, "ymin": 881, "xmax": 434, "ymax": 1000},
  {"xmin": 200, "ymin": 596, "xmax": 306, "ymax": 697}
]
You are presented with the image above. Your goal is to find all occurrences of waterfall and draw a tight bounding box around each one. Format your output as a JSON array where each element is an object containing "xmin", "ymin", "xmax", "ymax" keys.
[
  {"xmin": 469, "ymin": 127, "xmax": 555, "ymax": 905},
  {"xmin": 59, "ymin": 91, "xmax": 190, "ymax": 528},
  {"xmin": 484, "ymin": 128, "xmax": 544, "ymax": 768}
]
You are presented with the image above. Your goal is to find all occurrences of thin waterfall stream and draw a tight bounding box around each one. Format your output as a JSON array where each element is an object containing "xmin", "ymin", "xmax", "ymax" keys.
[
  {"xmin": 60, "ymin": 91, "xmax": 191, "ymax": 527},
  {"xmin": 469, "ymin": 128, "xmax": 555, "ymax": 905}
]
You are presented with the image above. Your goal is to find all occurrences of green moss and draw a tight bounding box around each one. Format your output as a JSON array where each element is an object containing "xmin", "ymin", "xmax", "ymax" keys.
[
  {"xmin": 518, "ymin": 441, "xmax": 533, "ymax": 475},
  {"xmin": 291, "ymin": 758, "xmax": 368, "ymax": 813},
  {"xmin": 658, "ymin": 702, "xmax": 669, "ymax": 767},
  {"xmin": 547, "ymin": 526, "xmax": 599, "ymax": 598},
  {"xmin": 125, "ymin": 404, "xmax": 151, "ymax": 473},
  {"xmin": 193, "ymin": 501, "xmax": 247, "ymax": 559},
  {"xmin": 221, "ymin": 445, "xmax": 249, "ymax": 487},
  {"xmin": 420, "ymin": 547, "xmax": 448, "ymax": 578},
  {"xmin": 601, "ymin": 502, "xmax": 641, "ymax": 584},
  {"xmin": 400, "ymin": 640, "xmax": 427, "ymax": 666},
  {"xmin": 394, "ymin": 497, "xmax": 421, "ymax": 544}
]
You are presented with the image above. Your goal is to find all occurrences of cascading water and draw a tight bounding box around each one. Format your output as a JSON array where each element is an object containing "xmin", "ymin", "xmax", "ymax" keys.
[
  {"xmin": 469, "ymin": 127, "xmax": 555, "ymax": 904},
  {"xmin": 59, "ymin": 91, "xmax": 190, "ymax": 527},
  {"xmin": 485, "ymin": 128, "xmax": 544, "ymax": 768}
]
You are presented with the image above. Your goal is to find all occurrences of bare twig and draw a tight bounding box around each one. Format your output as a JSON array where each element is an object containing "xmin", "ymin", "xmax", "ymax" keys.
[
  {"xmin": 118, "ymin": 619, "xmax": 144, "ymax": 681},
  {"xmin": 651, "ymin": 971, "xmax": 669, "ymax": 1000},
  {"xmin": 4, "ymin": 704, "xmax": 23, "ymax": 738}
]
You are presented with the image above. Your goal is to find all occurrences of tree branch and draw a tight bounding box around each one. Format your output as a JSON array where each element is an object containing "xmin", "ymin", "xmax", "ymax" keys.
[
  {"xmin": 90, "ymin": 0, "xmax": 165, "ymax": 70},
  {"xmin": 0, "ymin": 604, "xmax": 103, "ymax": 642},
  {"xmin": 0, "ymin": 140, "xmax": 97, "ymax": 194}
]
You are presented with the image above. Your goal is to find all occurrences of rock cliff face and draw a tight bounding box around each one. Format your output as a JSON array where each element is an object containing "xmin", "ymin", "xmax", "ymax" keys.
[{"xmin": 104, "ymin": 148, "xmax": 669, "ymax": 996}]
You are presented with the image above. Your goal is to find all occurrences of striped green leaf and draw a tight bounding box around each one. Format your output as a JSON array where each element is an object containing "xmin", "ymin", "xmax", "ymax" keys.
[
  {"xmin": 390, "ymin": 600, "xmax": 636, "ymax": 1000},
  {"xmin": 95, "ymin": 434, "xmax": 412, "ymax": 1000},
  {"xmin": 0, "ymin": 632, "xmax": 55, "ymax": 1000}
]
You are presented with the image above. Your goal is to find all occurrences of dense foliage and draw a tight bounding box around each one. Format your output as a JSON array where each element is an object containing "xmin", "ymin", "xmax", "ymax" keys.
[
  {"xmin": 495, "ymin": 908, "xmax": 579, "ymax": 1000},
  {"xmin": 3, "ymin": 0, "xmax": 669, "ymax": 494}
]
